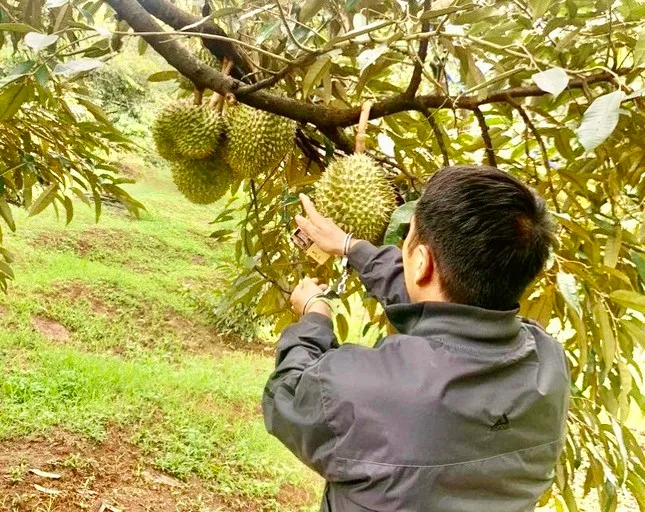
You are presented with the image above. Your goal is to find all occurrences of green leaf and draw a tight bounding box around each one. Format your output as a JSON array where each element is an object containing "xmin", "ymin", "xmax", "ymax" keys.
[
  {"xmin": 532, "ymin": 67, "xmax": 569, "ymax": 97},
  {"xmin": 29, "ymin": 184, "xmax": 57, "ymax": 216},
  {"xmin": 138, "ymin": 36, "xmax": 148, "ymax": 55},
  {"xmin": 336, "ymin": 313, "xmax": 349, "ymax": 341},
  {"xmin": 604, "ymin": 227, "xmax": 622, "ymax": 268},
  {"xmin": 210, "ymin": 7, "xmax": 243, "ymax": 19},
  {"xmin": 384, "ymin": 201, "xmax": 417, "ymax": 245},
  {"xmin": 147, "ymin": 70, "xmax": 180, "ymax": 82},
  {"xmin": 302, "ymin": 55, "xmax": 331, "ymax": 98},
  {"xmin": 528, "ymin": 0, "xmax": 554, "ymax": 18},
  {"xmin": 556, "ymin": 272, "xmax": 582, "ymax": 317},
  {"xmin": 76, "ymin": 97, "xmax": 113, "ymax": 126},
  {"xmin": 0, "ymin": 260, "xmax": 15, "ymax": 279},
  {"xmin": 0, "ymin": 198, "xmax": 16, "ymax": 232},
  {"xmin": 256, "ymin": 20, "xmax": 280, "ymax": 46},
  {"xmin": 594, "ymin": 302, "xmax": 615, "ymax": 381},
  {"xmin": 0, "ymin": 22, "xmax": 36, "ymax": 33},
  {"xmin": 0, "ymin": 81, "xmax": 29, "ymax": 121},
  {"xmin": 576, "ymin": 90, "xmax": 625, "ymax": 152},
  {"xmin": 610, "ymin": 290, "xmax": 645, "ymax": 312},
  {"xmin": 634, "ymin": 32, "xmax": 645, "ymax": 66},
  {"xmin": 299, "ymin": 0, "xmax": 327, "ymax": 22}
]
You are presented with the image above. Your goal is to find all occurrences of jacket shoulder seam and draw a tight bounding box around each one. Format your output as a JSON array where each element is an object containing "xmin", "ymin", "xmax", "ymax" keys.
[{"xmin": 336, "ymin": 438, "xmax": 563, "ymax": 469}]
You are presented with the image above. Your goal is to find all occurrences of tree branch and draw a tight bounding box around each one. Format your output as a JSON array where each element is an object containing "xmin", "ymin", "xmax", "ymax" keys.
[
  {"xmin": 405, "ymin": 0, "xmax": 431, "ymax": 98},
  {"xmin": 505, "ymin": 95, "xmax": 561, "ymax": 213},
  {"xmin": 417, "ymin": 104, "xmax": 450, "ymax": 167},
  {"xmin": 135, "ymin": 0, "xmax": 252, "ymax": 80},
  {"xmin": 104, "ymin": 0, "xmax": 632, "ymax": 131},
  {"xmin": 473, "ymin": 107, "xmax": 496, "ymax": 167}
]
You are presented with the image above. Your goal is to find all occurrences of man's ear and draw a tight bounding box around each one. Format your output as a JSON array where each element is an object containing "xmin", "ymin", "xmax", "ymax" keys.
[{"xmin": 413, "ymin": 244, "xmax": 434, "ymax": 286}]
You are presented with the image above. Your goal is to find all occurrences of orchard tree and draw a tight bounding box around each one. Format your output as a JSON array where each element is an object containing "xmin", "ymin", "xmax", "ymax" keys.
[{"xmin": 1, "ymin": 0, "xmax": 645, "ymax": 509}]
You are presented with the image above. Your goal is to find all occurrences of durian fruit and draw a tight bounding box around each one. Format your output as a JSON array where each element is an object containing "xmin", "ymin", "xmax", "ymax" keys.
[
  {"xmin": 314, "ymin": 154, "xmax": 397, "ymax": 243},
  {"xmin": 225, "ymin": 104, "xmax": 296, "ymax": 178},
  {"xmin": 171, "ymin": 153, "xmax": 233, "ymax": 205},
  {"xmin": 153, "ymin": 101, "xmax": 226, "ymax": 161}
]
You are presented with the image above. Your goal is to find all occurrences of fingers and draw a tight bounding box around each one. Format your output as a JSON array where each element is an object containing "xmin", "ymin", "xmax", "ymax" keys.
[
  {"xmin": 295, "ymin": 214, "xmax": 317, "ymax": 238},
  {"xmin": 299, "ymin": 194, "xmax": 325, "ymax": 224}
]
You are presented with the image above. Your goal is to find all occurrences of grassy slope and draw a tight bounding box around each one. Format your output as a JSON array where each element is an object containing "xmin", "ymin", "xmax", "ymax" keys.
[{"xmin": 0, "ymin": 153, "xmax": 321, "ymax": 510}]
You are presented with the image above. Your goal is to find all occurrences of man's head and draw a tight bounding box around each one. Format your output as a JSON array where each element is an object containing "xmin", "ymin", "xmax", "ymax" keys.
[{"xmin": 402, "ymin": 165, "xmax": 554, "ymax": 310}]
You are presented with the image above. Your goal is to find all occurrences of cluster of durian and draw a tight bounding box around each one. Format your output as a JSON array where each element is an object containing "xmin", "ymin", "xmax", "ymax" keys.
[
  {"xmin": 314, "ymin": 153, "xmax": 397, "ymax": 243},
  {"xmin": 152, "ymin": 100, "xmax": 297, "ymax": 205}
]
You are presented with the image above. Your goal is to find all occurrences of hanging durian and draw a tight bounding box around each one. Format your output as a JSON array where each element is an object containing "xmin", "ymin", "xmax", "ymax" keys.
[
  {"xmin": 225, "ymin": 104, "xmax": 296, "ymax": 178},
  {"xmin": 314, "ymin": 153, "xmax": 397, "ymax": 243},
  {"xmin": 153, "ymin": 101, "xmax": 226, "ymax": 161},
  {"xmin": 171, "ymin": 153, "xmax": 233, "ymax": 205}
]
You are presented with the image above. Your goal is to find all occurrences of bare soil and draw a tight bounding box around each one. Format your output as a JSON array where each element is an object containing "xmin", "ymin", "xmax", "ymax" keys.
[{"xmin": 0, "ymin": 429, "xmax": 263, "ymax": 512}]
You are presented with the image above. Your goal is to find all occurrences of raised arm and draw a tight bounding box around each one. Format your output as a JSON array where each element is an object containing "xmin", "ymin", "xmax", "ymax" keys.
[{"xmin": 346, "ymin": 241, "xmax": 409, "ymax": 306}]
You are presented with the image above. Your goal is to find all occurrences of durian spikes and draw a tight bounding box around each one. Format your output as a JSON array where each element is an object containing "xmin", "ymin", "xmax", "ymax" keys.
[
  {"xmin": 314, "ymin": 153, "xmax": 397, "ymax": 243},
  {"xmin": 224, "ymin": 104, "xmax": 296, "ymax": 178}
]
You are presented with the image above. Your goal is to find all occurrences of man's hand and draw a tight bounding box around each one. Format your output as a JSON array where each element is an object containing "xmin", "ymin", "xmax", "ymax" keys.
[
  {"xmin": 295, "ymin": 194, "xmax": 353, "ymax": 256},
  {"xmin": 291, "ymin": 277, "xmax": 331, "ymax": 317}
]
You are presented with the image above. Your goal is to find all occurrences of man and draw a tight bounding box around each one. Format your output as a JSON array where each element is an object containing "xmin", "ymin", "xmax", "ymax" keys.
[{"xmin": 262, "ymin": 165, "xmax": 570, "ymax": 512}]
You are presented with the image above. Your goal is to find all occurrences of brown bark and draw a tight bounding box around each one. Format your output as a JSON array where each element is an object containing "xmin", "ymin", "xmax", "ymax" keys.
[{"xmin": 104, "ymin": 0, "xmax": 631, "ymax": 133}]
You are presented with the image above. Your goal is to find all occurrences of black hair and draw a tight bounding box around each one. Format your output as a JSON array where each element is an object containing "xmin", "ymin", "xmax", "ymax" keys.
[{"xmin": 412, "ymin": 165, "xmax": 554, "ymax": 311}]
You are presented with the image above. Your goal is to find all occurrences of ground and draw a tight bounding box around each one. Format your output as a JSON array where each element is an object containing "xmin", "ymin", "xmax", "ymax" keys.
[{"xmin": 0, "ymin": 154, "xmax": 322, "ymax": 512}]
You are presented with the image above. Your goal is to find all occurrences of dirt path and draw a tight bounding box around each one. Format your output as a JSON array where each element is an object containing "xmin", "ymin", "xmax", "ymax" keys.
[{"xmin": 0, "ymin": 430, "xmax": 252, "ymax": 512}]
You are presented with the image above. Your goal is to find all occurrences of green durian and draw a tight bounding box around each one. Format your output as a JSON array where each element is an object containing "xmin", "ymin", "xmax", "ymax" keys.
[
  {"xmin": 225, "ymin": 104, "xmax": 296, "ymax": 178},
  {"xmin": 153, "ymin": 101, "xmax": 225, "ymax": 161},
  {"xmin": 171, "ymin": 154, "xmax": 233, "ymax": 205},
  {"xmin": 314, "ymin": 154, "xmax": 397, "ymax": 243}
]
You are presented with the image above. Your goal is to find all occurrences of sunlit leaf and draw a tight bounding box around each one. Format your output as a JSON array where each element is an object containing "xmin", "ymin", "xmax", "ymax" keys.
[
  {"xmin": 0, "ymin": 81, "xmax": 30, "ymax": 120},
  {"xmin": 532, "ymin": 67, "xmax": 569, "ymax": 97},
  {"xmin": 610, "ymin": 290, "xmax": 645, "ymax": 312},
  {"xmin": 23, "ymin": 31, "xmax": 59, "ymax": 52},
  {"xmin": 556, "ymin": 272, "xmax": 582, "ymax": 318},
  {"xmin": 634, "ymin": 33, "xmax": 645, "ymax": 67},
  {"xmin": 576, "ymin": 90, "xmax": 625, "ymax": 152},
  {"xmin": 29, "ymin": 184, "xmax": 57, "ymax": 216},
  {"xmin": 53, "ymin": 58, "xmax": 103, "ymax": 76},
  {"xmin": 384, "ymin": 201, "xmax": 417, "ymax": 245}
]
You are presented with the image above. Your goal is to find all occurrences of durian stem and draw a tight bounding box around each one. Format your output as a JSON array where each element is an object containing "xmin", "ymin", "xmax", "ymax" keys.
[
  {"xmin": 208, "ymin": 57, "xmax": 234, "ymax": 109},
  {"xmin": 194, "ymin": 88, "xmax": 203, "ymax": 105},
  {"xmin": 355, "ymin": 101, "xmax": 373, "ymax": 154}
]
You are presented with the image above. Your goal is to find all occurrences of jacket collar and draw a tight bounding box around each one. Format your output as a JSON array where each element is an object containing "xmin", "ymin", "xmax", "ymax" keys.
[{"xmin": 385, "ymin": 301, "xmax": 521, "ymax": 343}]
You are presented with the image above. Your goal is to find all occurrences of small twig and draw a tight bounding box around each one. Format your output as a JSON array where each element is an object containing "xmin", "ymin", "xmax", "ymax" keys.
[
  {"xmin": 355, "ymin": 101, "xmax": 373, "ymax": 154},
  {"xmin": 115, "ymin": 29, "xmax": 292, "ymax": 63},
  {"xmin": 506, "ymin": 95, "xmax": 561, "ymax": 213},
  {"xmin": 236, "ymin": 51, "xmax": 323, "ymax": 95},
  {"xmin": 405, "ymin": 0, "xmax": 432, "ymax": 98},
  {"xmin": 417, "ymin": 103, "xmax": 450, "ymax": 167},
  {"xmin": 472, "ymin": 107, "xmax": 496, "ymax": 167}
]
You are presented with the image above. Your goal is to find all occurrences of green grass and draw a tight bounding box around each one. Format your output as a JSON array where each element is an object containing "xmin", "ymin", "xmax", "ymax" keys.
[{"xmin": 0, "ymin": 152, "xmax": 321, "ymax": 510}]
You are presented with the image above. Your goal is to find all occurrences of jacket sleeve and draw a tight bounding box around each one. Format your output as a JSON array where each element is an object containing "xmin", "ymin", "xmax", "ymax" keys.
[
  {"xmin": 347, "ymin": 241, "xmax": 410, "ymax": 306},
  {"xmin": 262, "ymin": 312, "xmax": 342, "ymax": 479}
]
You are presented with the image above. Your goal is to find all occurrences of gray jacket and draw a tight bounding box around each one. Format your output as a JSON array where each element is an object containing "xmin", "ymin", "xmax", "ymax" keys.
[{"xmin": 263, "ymin": 242, "xmax": 569, "ymax": 512}]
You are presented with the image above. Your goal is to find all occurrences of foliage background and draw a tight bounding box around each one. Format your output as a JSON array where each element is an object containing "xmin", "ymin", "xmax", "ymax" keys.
[{"xmin": 1, "ymin": 0, "xmax": 644, "ymax": 510}]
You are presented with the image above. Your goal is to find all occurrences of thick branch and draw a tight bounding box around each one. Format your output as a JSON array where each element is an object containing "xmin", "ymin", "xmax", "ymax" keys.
[
  {"xmin": 136, "ymin": 0, "xmax": 252, "ymax": 80},
  {"xmin": 473, "ymin": 107, "xmax": 496, "ymax": 167},
  {"xmin": 105, "ymin": 0, "xmax": 631, "ymax": 131}
]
